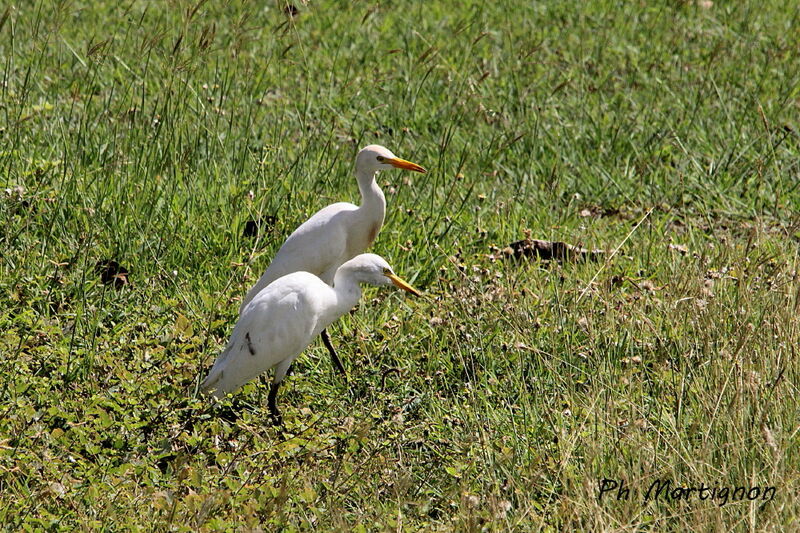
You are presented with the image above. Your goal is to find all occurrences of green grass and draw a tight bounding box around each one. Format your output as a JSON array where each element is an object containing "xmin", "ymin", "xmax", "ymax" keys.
[{"xmin": 2, "ymin": 0, "xmax": 799, "ymax": 529}]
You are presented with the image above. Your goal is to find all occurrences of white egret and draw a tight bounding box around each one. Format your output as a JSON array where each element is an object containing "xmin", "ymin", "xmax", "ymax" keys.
[
  {"xmin": 203, "ymin": 253, "xmax": 420, "ymax": 423},
  {"xmin": 240, "ymin": 144, "xmax": 426, "ymax": 377}
]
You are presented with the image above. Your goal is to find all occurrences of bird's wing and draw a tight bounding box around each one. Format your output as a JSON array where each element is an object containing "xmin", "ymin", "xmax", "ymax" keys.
[
  {"xmin": 203, "ymin": 274, "xmax": 326, "ymax": 396},
  {"xmin": 239, "ymin": 203, "xmax": 358, "ymax": 312}
]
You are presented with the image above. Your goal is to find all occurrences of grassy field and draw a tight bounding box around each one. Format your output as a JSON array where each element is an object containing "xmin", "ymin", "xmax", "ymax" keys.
[{"xmin": 2, "ymin": 0, "xmax": 799, "ymax": 529}]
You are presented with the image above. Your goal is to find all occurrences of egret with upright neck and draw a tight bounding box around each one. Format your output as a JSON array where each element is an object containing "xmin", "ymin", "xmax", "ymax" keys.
[
  {"xmin": 203, "ymin": 253, "xmax": 420, "ymax": 423},
  {"xmin": 240, "ymin": 145, "xmax": 426, "ymax": 376}
]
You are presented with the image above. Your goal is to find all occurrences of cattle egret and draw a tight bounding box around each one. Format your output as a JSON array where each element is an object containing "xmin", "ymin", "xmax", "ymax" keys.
[
  {"xmin": 203, "ymin": 253, "xmax": 420, "ymax": 424},
  {"xmin": 240, "ymin": 145, "xmax": 426, "ymax": 377}
]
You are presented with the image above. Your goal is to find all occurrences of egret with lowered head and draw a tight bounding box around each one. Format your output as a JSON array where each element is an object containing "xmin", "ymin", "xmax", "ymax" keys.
[
  {"xmin": 203, "ymin": 253, "xmax": 420, "ymax": 423},
  {"xmin": 240, "ymin": 145, "xmax": 426, "ymax": 377}
]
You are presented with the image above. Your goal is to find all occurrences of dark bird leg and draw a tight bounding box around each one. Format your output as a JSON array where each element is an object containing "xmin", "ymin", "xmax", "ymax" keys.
[
  {"xmin": 321, "ymin": 328, "xmax": 347, "ymax": 380},
  {"xmin": 268, "ymin": 383, "xmax": 283, "ymax": 426},
  {"xmin": 269, "ymin": 359, "xmax": 294, "ymax": 427}
]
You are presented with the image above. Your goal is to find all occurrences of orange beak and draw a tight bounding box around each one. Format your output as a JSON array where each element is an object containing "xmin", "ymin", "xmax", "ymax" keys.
[
  {"xmin": 386, "ymin": 157, "xmax": 427, "ymax": 174},
  {"xmin": 386, "ymin": 273, "xmax": 422, "ymax": 296}
]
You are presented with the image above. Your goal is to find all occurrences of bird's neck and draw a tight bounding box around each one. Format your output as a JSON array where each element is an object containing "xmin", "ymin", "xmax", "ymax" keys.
[
  {"xmin": 356, "ymin": 169, "xmax": 386, "ymax": 224},
  {"xmin": 325, "ymin": 271, "xmax": 362, "ymax": 326}
]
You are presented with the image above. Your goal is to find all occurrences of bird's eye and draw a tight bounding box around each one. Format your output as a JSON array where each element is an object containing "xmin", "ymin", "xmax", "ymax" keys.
[
  {"xmin": 382, "ymin": 267, "xmax": 392, "ymax": 275},
  {"xmin": 377, "ymin": 156, "xmax": 385, "ymax": 162}
]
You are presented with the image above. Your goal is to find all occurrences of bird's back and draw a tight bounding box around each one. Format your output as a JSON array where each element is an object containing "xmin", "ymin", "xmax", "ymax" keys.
[
  {"xmin": 203, "ymin": 272, "xmax": 332, "ymax": 396},
  {"xmin": 240, "ymin": 202, "xmax": 366, "ymax": 312}
]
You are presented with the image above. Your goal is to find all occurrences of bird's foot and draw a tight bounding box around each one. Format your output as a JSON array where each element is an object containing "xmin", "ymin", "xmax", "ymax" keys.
[{"xmin": 270, "ymin": 412, "xmax": 284, "ymax": 427}]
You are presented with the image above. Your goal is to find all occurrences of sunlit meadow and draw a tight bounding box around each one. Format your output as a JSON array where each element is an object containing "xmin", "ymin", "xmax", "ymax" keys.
[{"xmin": 1, "ymin": 1, "xmax": 799, "ymax": 529}]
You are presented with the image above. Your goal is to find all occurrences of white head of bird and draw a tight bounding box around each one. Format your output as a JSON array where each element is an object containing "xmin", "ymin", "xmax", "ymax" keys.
[
  {"xmin": 333, "ymin": 253, "xmax": 421, "ymax": 299},
  {"xmin": 354, "ymin": 144, "xmax": 427, "ymax": 185}
]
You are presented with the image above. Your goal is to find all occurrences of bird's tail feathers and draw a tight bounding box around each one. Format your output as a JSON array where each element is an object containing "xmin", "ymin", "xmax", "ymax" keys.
[{"xmin": 200, "ymin": 345, "xmax": 234, "ymax": 397}]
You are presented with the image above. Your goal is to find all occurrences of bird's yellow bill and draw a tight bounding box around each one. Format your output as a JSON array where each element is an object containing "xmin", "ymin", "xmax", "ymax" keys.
[
  {"xmin": 386, "ymin": 157, "xmax": 427, "ymax": 173},
  {"xmin": 387, "ymin": 273, "xmax": 421, "ymax": 296}
]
